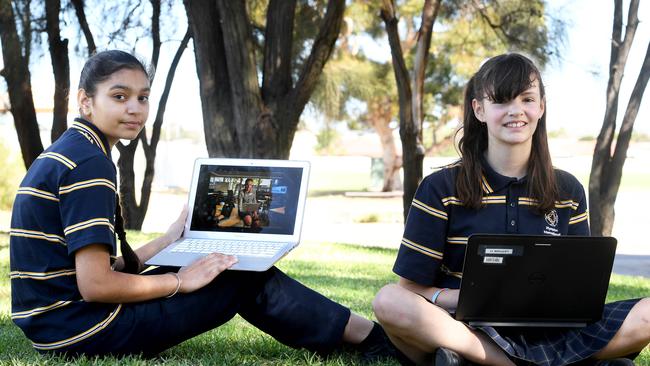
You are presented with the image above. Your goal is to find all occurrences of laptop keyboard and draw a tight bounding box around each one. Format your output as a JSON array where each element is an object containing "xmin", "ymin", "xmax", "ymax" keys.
[{"xmin": 170, "ymin": 239, "xmax": 284, "ymax": 257}]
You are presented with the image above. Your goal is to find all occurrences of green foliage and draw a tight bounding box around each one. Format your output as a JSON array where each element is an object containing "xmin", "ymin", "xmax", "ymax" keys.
[
  {"xmin": 355, "ymin": 213, "xmax": 380, "ymax": 223},
  {"xmin": 0, "ymin": 140, "xmax": 25, "ymax": 210},
  {"xmin": 631, "ymin": 131, "xmax": 650, "ymax": 142},
  {"xmin": 547, "ymin": 128, "xmax": 568, "ymax": 138},
  {"xmin": 315, "ymin": 126, "xmax": 341, "ymax": 155}
]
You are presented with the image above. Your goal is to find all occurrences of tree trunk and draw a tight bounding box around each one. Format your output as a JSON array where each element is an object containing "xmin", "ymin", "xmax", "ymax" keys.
[
  {"xmin": 0, "ymin": 0, "xmax": 43, "ymax": 168},
  {"xmin": 45, "ymin": 0, "xmax": 70, "ymax": 142},
  {"xmin": 367, "ymin": 96, "xmax": 402, "ymax": 191},
  {"xmin": 185, "ymin": 0, "xmax": 345, "ymax": 159},
  {"xmin": 589, "ymin": 0, "xmax": 641, "ymax": 236},
  {"xmin": 184, "ymin": 0, "xmax": 238, "ymax": 157},
  {"xmin": 116, "ymin": 5, "xmax": 188, "ymax": 230},
  {"xmin": 381, "ymin": 0, "xmax": 438, "ymax": 221}
]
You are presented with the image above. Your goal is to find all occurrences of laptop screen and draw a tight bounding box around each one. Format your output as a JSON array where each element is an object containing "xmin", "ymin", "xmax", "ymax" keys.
[{"xmin": 189, "ymin": 164, "xmax": 303, "ymax": 235}]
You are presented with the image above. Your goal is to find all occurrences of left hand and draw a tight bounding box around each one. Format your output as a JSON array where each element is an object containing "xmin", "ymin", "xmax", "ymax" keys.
[{"xmin": 164, "ymin": 205, "xmax": 188, "ymax": 245}]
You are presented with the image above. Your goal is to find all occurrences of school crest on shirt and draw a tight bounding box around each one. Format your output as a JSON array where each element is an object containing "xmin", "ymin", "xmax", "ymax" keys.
[
  {"xmin": 543, "ymin": 209, "xmax": 560, "ymax": 236},
  {"xmin": 545, "ymin": 209, "xmax": 558, "ymax": 227}
]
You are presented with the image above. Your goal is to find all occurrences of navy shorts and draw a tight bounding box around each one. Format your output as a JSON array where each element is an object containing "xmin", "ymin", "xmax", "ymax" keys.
[{"xmin": 47, "ymin": 266, "xmax": 351, "ymax": 358}]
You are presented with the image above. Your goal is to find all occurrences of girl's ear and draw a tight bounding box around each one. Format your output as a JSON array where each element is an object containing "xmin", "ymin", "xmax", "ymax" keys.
[
  {"xmin": 472, "ymin": 99, "xmax": 485, "ymax": 122},
  {"xmin": 539, "ymin": 97, "xmax": 546, "ymax": 119},
  {"xmin": 77, "ymin": 89, "xmax": 92, "ymax": 118}
]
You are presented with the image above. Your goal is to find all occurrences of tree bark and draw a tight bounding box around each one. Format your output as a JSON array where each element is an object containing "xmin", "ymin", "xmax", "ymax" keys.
[
  {"xmin": 381, "ymin": 0, "xmax": 439, "ymax": 221},
  {"xmin": 45, "ymin": 0, "xmax": 70, "ymax": 142},
  {"xmin": 185, "ymin": 0, "xmax": 345, "ymax": 159},
  {"xmin": 184, "ymin": 0, "xmax": 238, "ymax": 157},
  {"xmin": 71, "ymin": 0, "xmax": 96, "ymax": 55},
  {"xmin": 0, "ymin": 0, "xmax": 43, "ymax": 168},
  {"xmin": 116, "ymin": 3, "xmax": 188, "ymax": 230},
  {"xmin": 589, "ymin": 0, "xmax": 641, "ymax": 236}
]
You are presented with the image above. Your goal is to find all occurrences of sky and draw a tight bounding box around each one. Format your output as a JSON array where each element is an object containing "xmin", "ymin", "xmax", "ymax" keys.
[{"xmin": 1, "ymin": 0, "xmax": 649, "ymax": 142}]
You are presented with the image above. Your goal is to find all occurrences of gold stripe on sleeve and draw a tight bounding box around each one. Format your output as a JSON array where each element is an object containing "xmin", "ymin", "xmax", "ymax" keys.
[
  {"xmin": 412, "ymin": 199, "xmax": 448, "ymax": 220},
  {"xmin": 569, "ymin": 211, "xmax": 589, "ymax": 225},
  {"xmin": 401, "ymin": 238, "xmax": 443, "ymax": 260},
  {"xmin": 63, "ymin": 218, "xmax": 114, "ymax": 236},
  {"xmin": 59, "ymin": 179, "xmax": 116, "ymax": 195},
  {"xmin": 16, "ymin": 187, "xmax": 59, "ymax": 202}
]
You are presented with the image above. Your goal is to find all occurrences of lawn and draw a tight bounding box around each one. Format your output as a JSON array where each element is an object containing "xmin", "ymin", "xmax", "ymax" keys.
[{"xmin": 1, "ymin": 232, "xmax": 649, "ymax": 365}]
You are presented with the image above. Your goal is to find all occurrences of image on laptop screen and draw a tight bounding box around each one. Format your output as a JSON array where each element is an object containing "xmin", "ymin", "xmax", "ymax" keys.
[{"xmin": 189, "ymin": 164, "xmax": 303, "ymax": 235}]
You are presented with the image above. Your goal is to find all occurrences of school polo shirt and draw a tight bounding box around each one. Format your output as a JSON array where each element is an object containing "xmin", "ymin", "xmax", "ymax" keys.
[
  {"xmin": 10, "ymin": 118, "xmax": 121, "ymax": 351},
  {"xmin": 393, "ymin": 158, "xmax": 590, "ymax": 289}
]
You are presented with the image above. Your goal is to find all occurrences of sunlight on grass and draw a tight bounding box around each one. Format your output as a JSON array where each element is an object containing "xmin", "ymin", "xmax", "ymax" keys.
[{"xmin": 1, "ymin": 232, "xmax": 648, "ymax": 365}]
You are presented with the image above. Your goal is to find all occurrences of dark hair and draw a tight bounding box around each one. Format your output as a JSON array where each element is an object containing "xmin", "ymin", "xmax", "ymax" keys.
[
  {"xmin": 79, "ymin": 50, "xmax": 153, "ymax": 97},
  {"xmin": 456, "ymin": 53, "xmax": 558, "ymax": 213}
]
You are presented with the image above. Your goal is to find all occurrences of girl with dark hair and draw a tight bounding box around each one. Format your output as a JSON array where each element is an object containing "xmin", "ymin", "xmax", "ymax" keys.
[
  {"xmin": 372, "ymin": 53, "xmax": 649, "ymax": 366},
  {"xmin": 9, "ymin": 50, "xmax": 397, "ymax": 360}
]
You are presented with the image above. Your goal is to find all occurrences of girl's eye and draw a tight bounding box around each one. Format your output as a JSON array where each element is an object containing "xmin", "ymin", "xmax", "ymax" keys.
[
  {"xmin": 114, "ymin": 94, "xmax": 126, "ymax": 100},
  {"xmin": 139, "ymin": 95, "xmax": 149, "ymax": 102}
]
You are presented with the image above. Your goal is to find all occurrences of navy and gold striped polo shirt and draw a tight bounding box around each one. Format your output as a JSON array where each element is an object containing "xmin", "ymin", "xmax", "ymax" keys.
[
  {"xmin": 393, "ymin": 158, "xmax": 590, "ymax": 288},
  {"xmin": 10, "ymin": 118, "xmax": 121, "ymax": 351}
]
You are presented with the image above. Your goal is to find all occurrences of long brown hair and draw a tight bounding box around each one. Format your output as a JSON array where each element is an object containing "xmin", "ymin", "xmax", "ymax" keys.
[{"xmin": 456, "ymin": 53, "xmax": 558, "ymax": 213}]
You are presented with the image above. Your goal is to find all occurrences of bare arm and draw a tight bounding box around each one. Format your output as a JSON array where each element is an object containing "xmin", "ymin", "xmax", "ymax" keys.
[
  {"xmin": 76, "ymin": 244, "xmax": 238, "ymax": 303},
  {"xmin": 398, "ymin": 276, "xmax": 459, "ymax": 311}
]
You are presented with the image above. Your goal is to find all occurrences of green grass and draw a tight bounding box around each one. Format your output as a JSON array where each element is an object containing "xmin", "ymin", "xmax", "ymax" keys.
[
  {"xmin": 1, "ymin": 232, "xmax": 649, "ymax": 365},
  {"xmin": 0, "ymin": 232, "xmax": 397, "ymax": 365}
]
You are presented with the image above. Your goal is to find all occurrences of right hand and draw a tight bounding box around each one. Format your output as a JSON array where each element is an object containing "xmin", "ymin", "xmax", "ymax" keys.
[{"xmin": 177, "ymin": 253, "xmax": 238, "ymax": 293}]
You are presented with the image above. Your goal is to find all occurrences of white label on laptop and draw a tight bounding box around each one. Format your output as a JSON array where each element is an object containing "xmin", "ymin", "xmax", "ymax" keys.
[
  {"xmin": 483, "ymin": 256, "xmax": 504, "ymax": 264},
  {"xmin": 485, "ymin": 248, "xmax": 513, "ymax": 255}
]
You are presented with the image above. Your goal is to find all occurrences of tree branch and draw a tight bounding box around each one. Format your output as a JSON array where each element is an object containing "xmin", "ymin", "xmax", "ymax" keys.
[
  {"xmin": 45, "ymin": 0, "xmax": 69, "ymax": 142},
  {"xmin": 70, "ymin": 0, "xmax": 96, "ymax": 55},
  {"xmin": 289, "ymin": 0, "xmax": 345, "ymax": 122}
]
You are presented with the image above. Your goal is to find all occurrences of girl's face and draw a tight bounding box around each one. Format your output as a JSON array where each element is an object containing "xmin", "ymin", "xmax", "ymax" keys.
[
  {"xmin": 471, "ymin": 80, "xmax": 545, "ymax": 150},
  {"xmin": 78, "ymin": 68, "xmax": 150, "ymax": 147}
]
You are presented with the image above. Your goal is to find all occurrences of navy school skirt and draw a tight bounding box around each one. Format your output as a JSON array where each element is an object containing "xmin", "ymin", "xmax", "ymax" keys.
[{"xmin": 478, "ymin": 299, "xmax": 641, "ymax": 366}]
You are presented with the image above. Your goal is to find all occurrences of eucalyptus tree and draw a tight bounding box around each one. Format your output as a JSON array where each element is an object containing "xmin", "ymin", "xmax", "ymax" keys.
[
  {"xmin": 184, "ymin": 0, "xmax": 345, "ymax": 159},
  {"xmin": 380, "ymin": 0, "xmax": 564, "ymax": 220},
  {"xmin": 589, "ymin": 0, "xmax": 650, "ymax": 236}
]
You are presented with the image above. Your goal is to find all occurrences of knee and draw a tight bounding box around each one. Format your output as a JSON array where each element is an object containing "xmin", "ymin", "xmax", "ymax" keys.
[
  {"xmin": 373, "ymin": 284, "xmax": 418, "ymax": 330},
  {"xmin": 635, "ymin": 298, "xmax": 650, "ymax": 339}
]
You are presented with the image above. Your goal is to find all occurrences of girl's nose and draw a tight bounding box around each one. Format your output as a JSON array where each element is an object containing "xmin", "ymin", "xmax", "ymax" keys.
[
  {"xmin": 507, "ymin": 101, "xmax": 523, "ymax": 116},
  {"xmin": 126, "ymin": 99, "xmax": 142, "ymax": 114}
]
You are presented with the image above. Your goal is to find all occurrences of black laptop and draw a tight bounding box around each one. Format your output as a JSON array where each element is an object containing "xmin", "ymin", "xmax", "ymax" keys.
[{"xmin": 455, "ymin": 234, "xmax": 617, "ymax": 327}]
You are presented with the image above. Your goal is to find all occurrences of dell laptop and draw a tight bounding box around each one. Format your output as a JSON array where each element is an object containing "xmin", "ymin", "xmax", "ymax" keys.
[{"xmin": 455, "ymin": 234, "xmax": 617, "ymax": 327}]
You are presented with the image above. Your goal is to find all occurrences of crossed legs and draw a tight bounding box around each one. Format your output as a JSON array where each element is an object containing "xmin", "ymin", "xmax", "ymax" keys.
[
  {"xmin": 373, "ymin": 284, "xmax": 514, "ymax": 365},
  {"xmin": 374, "ymin": 284, "xmax": 650, "ymax": 366}
]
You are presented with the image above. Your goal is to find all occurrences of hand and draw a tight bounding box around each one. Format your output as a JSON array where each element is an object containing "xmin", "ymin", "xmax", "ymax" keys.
[
  {"xmin": 164, "ymin": 205, "xmax": 188, "ymax": 245},
  {"xmin": 177, "ymin": 253, "xmax": 238, "ymax": 293}
]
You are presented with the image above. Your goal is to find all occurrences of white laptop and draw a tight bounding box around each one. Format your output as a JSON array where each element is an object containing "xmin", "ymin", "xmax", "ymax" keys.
[{"xmin": 146, "ymin": 158, "xmax": 310, "ymax": 271}]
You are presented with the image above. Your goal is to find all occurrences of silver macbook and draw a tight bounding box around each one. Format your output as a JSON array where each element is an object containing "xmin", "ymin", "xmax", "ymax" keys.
[{"xmin": 146, "ymin": 158, "xmax": 310, "ymax": 271}]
